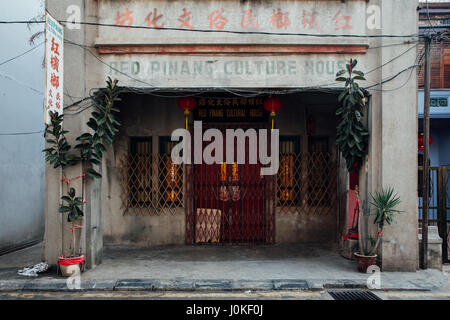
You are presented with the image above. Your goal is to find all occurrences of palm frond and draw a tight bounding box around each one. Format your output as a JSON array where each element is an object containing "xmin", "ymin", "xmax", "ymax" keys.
[{"xmin": 369, "ymin": 186, "xmax": 403, "ymax": 228}]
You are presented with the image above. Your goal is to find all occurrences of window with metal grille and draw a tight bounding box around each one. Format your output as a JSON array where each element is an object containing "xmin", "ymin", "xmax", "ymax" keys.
[
  {"xmin": 276, "ymin": 135, "xmax": 337, "ymax": 214},
  {"xmin": 308, "ymin": 136, "xmax": 331, "ymax": 207},
  {"xmin": 159, "ymin": 137, "xmax": 183, "ymax": 207},
  {"xmin": 277, "ymin": 136, "xmax": 301, "ymax": 207},
  {"xmin": 119, "ymin": 136, "xmax": 184, "ymax": 215}
]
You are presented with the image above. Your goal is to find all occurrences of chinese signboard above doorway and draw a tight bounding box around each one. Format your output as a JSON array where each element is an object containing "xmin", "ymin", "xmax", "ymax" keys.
[
  {"xmin": 96, "ymin": 0, "xmax": 370, "ymax": 88},
  {"xmin": 44, "ymin": 12, "xmax": 64, "ymax": 124},
  {"xmin": 96, "ymin": 0, "xmax": 367, "ymax": 45}
]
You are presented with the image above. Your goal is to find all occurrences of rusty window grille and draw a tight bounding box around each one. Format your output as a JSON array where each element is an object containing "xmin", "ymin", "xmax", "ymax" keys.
[
  {"xmin": 128, "ymin": 137, "xmax": 152, "ymax": 207},
  {"xmin": 276, "ymin": 136, "xmax": 337, "ymax": 215},
  {"xmin": 308, "ymin": 137, "xmax": 332, "ymax": 207},
  {"xmin": 278, "ymin": 137, "xmax": 301, "ymax": 206},
  {"xmin": 119, "ymin": 137, "xmax": 184, "ymax": 215},
  {"xmin": 159, "ymin": 137, "xmax": 183, "ymax": 208}
]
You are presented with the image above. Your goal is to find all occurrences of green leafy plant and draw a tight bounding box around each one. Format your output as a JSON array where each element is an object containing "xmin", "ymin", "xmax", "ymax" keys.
[
  {"xmin": 358, "ymin": 186, "xmax": 403, "ymax": 256},
  {"xmin": 335, "ymin": 59, "xmax": 369, "ymax": 171},
  {"xmin": 59, "ymin": 187, "xmax": 84, "ymax": 258},
  {"xmin": 59, "ymin": 187, "xmax": 84, "ymax": 222},
  {"xmin": 43, "ymin": 77, "xmax": 121, "ymax": 258},
  {"xmin": 75, "ymin": 78, "xmax": 121, "ymax": 179},
  {"xmin": 43, "ymin": 112, "xmax": 79, "ymax": 168}
]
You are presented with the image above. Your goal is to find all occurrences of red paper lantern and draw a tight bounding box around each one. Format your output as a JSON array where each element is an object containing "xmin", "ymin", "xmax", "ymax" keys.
[
  {"xmin": 418, "ymin": 133, "xmax": 433, "ymax": 151},
  {"xmin": 177, "ymin": 97, "xmax": 197, "ymax": 129},
  {"xmin": 177, "ymin": 97, "xmax": 197, "ymax": 112},
  {"xmin": 263, "ymin": 96, "xmax": 282, "ymax": 113},
  {"xmin": 263, "ymin": 96, "xmax": 282, "ymax": 129}
]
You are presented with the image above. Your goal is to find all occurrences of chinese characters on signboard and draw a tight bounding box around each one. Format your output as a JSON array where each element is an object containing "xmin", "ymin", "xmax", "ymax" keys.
[
  {"xmin": 45, "ymin": 13, "xmax": 63, "ymax": 124},
  {"xmin": 194, "ymin": 97, "xmax": 268, "ymax": 122},
  {"xmin": 113, "ymin": 6, "xmax": 353, "ymax": 32}
]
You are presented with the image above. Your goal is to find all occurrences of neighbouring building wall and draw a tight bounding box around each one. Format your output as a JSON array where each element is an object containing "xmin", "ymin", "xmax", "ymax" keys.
[
  {"xmin": 427, "ymin": 127, "xmax": 450, "ymax": 166},
  {"xmin": 0, "ymin": 0, "xmax": 45, "ymax": 255},
  {"xmin": 418, "ymin": 2, "xmax": 450, "ymax": 166},
  {"xmin": 437, "ymin": 129, "xmax": 450, "ymax": 165}
]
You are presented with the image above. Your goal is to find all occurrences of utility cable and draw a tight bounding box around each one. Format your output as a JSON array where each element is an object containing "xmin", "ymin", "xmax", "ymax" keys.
[
  {"xmin": 0, "ymin": 41, "xmax": 44, "ymax": 67},
  {"xmin": 0, "ymin": 20, "xmax": 419, "ymax": 39}
]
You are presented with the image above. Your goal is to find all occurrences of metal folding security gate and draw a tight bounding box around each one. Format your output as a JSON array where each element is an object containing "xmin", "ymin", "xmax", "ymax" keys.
[
  {"xmin": 418, "ymin": 166, "xmax": 450, "ymax": 263},
  {"xmin": 185, "ymin": 123, "xmax": 275, "ymax": 244}
]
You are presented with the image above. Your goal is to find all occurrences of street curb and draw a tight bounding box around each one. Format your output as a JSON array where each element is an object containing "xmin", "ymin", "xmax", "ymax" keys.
[{"xmin": 0, "ymin": 278, "xmax": 440, "ymax": 293}]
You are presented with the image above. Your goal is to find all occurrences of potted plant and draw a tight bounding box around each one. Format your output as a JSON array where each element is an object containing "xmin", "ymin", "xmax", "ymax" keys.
[
  {"xmin": 354, "ymin": 186, "xmax": 403, "ymax": 272},
  {"xmin": 43, "ymin": 78, "xmax": 122, "ymax": 277},
  {"xmin": 58, "ymin": 187, "xmax": 85, "ymax": 277}
]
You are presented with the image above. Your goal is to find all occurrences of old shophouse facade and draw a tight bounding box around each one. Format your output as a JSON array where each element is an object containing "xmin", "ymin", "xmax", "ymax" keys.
[
  {"xmin": 417, "ymin": 1, "xmax": 450, "ymax": 263},
  {"xmin": 44, "ymin": 0, "xmax": 419, "ymax": 271}
]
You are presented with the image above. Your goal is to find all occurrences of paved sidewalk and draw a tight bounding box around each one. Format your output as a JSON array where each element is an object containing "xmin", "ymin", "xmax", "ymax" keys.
[{"xmin": 0, "ymin": 243, "xmax": 448, "ymax": 293}]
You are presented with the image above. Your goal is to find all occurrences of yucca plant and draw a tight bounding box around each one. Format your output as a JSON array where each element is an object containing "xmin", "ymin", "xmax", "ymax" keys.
[
  {"xmin": 358, "ymin": 187, "xmax": 403, "ymax": 256},
  {"xmin": 371, "ymin": 187, "xmax": 402, "ymax": 230}
]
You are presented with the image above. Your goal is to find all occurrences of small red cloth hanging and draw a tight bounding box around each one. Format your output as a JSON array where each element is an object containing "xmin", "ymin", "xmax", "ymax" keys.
[
  {"xmin": 60, "ymin": 173, "xmax": 85, "ymax": 187},
  {"xmin": 70, "ymin": 224, "xmax": 83, "ymax": 232},
  {"xmin": 343, "ymin": 233, "xmax": 359, "ymax": 241}
]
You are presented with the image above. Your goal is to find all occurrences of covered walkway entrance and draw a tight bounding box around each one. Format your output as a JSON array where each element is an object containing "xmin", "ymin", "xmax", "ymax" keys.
[{"xmin": 114, "ymin": 91, "xmax": 342, "ymax": 247}]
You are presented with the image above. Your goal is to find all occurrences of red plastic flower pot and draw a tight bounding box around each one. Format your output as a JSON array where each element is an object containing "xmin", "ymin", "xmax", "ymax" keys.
[{"xmin": 58, "ymin": 255, "xmax": 85, "ymax": 277}]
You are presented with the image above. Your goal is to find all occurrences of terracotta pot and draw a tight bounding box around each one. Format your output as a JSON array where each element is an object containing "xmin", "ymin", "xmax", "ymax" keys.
[{"xmin": 353, "ymin": 253, "xmax": 378, "ymax": 273}]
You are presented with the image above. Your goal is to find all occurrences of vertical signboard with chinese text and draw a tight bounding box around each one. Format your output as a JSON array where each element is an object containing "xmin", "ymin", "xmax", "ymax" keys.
[{"xmin": 45, "ymin": 13, "xmax": 63, "ymax": 124}]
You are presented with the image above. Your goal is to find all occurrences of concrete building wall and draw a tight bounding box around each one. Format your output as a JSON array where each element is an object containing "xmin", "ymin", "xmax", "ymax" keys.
[
  {"xmin": 0, "ymin": 0, "xmax": 45, "ymax": 255},
  {"xmin": 377, "ymin": 0, "xmax": 419, "ymax": 271},
  {"xmin": 102, "ymin": 95, "xmax": 187, "ymax": 246},
  {"xmin": 44, "ymin": 0, "xmax": 87, "ymax": 265}
]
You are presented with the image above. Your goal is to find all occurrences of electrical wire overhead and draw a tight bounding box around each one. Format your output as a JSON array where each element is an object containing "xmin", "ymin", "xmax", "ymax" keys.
[
  {"xmin": 0, "ymin": 19, "xmax": 419, "ymax": 39},
  {"xmin": 0, "ymin": 129, "xmax": 45, "ymax": 136},
  {"xmin": 0, "ymin": 41, "xmax": 44, "ymax": 67}
]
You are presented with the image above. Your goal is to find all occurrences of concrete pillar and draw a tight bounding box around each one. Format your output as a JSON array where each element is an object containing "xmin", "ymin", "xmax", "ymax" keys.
[
  {"xmin": 44, "ymin": 0, "xmax": 98, "ymax": 267},
  {"xmin": 378, "ymin": 0, "xmax": 419, "ymax": 271},
  {"xmin": 84, "ymin": 165, "xmax": 103, "ymax": 268},
  {"xmin": 43, "ymin": 165, "xmax": 62, "ymax": 265}
]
